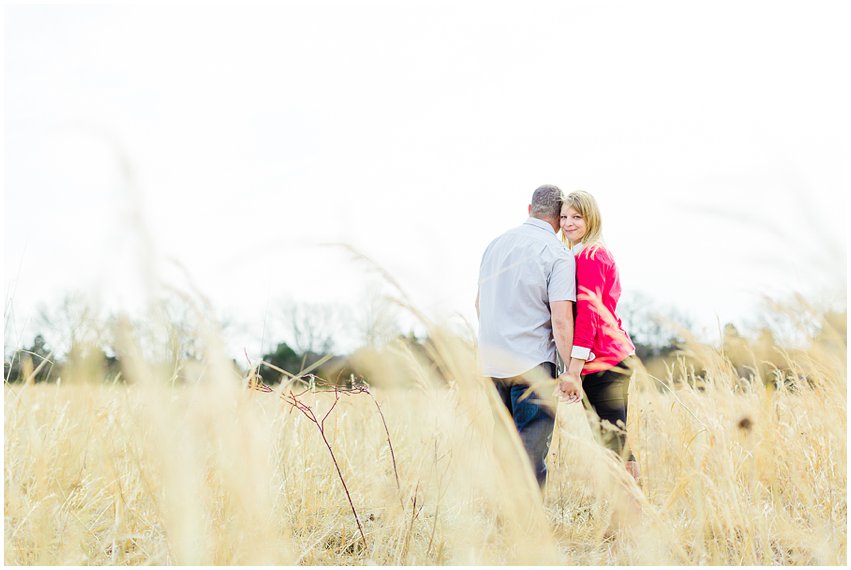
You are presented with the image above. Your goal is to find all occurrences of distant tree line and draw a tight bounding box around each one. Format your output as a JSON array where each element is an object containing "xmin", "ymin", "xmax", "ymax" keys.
[{"xmin": 4, "ymin": 292, "xmax": 845, "ymax": 389}]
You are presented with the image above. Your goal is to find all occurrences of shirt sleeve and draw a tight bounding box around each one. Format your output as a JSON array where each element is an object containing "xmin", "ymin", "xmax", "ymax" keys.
[
  {"xmin": 572, "ymin": 249, "xmax": 607, "ymax": 350},
  {"xmin": 571, "ymin": 345, "xmax": 592, "ymax": 359},
  {"xmin": 548, "ymin": 251, "xmax": 576, "ymax": 302}
]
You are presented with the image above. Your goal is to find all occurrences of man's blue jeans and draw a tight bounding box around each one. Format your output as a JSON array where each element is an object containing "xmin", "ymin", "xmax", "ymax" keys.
[{"xmin": 492, "ymin": 362, "xmax": 557, "ymax": 487}]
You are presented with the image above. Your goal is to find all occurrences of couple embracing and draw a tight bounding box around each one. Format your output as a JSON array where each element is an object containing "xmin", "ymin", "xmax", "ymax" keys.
[{"xmin": 476, "ymin": 184, "xmax": 639, "ymax": 488}]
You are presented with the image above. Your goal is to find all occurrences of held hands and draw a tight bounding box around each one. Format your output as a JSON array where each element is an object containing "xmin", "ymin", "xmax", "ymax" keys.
[{"xmin": 554, "ymin": 372, "xmax": 583, "ymax": 404}]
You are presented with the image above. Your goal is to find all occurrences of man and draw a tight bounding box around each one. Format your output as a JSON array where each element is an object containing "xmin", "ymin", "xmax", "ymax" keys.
[{"xmin": 476, "ymin": 184, "xmax": 583, "ymax": 486}]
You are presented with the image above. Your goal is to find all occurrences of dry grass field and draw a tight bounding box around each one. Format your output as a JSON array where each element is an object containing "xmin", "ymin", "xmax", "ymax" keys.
[{"xmin": 3, "ymin": 314, "xmax": 846, "ymax": 565}]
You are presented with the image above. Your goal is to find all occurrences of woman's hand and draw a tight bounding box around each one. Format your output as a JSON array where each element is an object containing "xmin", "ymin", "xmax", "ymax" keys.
[{"xmin": 554, "ymin": 372, "xmax": 583, "ymax": 404}]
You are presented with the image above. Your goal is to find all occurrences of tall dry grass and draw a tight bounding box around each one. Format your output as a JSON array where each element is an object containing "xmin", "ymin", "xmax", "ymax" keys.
[{"xmin": 3, "ymin": 305, "xmax": 846, "ymax": 565}]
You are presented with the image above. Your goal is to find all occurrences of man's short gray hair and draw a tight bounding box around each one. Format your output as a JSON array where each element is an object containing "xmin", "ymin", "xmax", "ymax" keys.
[{"xmin": 530, "ymin": 184, "xmax": 564, "ymax": 219}]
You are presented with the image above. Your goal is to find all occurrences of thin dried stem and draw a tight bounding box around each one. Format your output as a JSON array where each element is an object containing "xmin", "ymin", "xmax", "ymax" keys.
[{"xmin": 280, "ymin": 384, "xmax": 368, "ymax": 550}]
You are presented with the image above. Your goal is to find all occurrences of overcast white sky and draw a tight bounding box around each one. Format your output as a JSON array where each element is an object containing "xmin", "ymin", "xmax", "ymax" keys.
[{"xmin": 3, "ymin": 1, "xmax": 848, "ymax": 356}]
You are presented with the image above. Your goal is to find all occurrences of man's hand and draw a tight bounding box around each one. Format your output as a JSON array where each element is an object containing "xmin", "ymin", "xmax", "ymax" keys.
[{"xmin": 554, "ymin": 372, "xmax": 583, "ymax": 404}]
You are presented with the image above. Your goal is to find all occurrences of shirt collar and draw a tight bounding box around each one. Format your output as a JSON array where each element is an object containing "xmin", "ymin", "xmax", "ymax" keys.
[{"xmin": 523, "ymin": 217, "xmax": 556, "ymax": 234}]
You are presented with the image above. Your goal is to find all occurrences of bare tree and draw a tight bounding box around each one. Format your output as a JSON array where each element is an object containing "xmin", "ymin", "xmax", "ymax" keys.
[
  {"xmin": 618, "ymin": 291, "xmax": 694, "ymax": 359},
  {"xmin": 277, "ymin": 302, "xmax": 341, "ymax": 355},
  {"xmin": 36, "ymin": 291, "xmax": 108, "ymax": 358},
  {"xmin": 353, "ymin": 291, "xmax": 401, "ymax": 349}
]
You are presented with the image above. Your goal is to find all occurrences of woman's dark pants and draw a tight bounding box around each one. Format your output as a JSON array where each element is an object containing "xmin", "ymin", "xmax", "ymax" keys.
[
  {"xmin": 582, "ymin": 357, "xmax": 636, "ymax": 461},
  {"xmin": 492, "ymin": 362, "xmax": 556, "ymax": 487}
]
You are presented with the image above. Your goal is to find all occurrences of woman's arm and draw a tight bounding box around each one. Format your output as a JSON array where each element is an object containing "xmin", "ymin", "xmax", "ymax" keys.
[{"xmin": 572, "ymin": 249, "xmax": 608, "ymax": 357}]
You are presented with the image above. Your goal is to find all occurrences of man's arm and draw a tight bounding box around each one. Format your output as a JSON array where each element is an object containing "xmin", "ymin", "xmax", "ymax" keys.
[
  {"xmin": 551, "ymin": 300, "xmax": 584, "ymax": 403},
  {"xmin": 564, "ymin": 354, "xmax": 586, "ymax": 378},
  {"xmin": 550, "ymin": 300, "xmax": 574, "ymax": 364}
]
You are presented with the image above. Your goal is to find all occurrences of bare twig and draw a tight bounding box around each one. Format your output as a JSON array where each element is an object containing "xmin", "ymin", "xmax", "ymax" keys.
[
  {"xmin": 426, "ymin": 442, "xmax": 451, "ymax": 558},
  {"xmin": 400, "ymin": 481, "xmax": 421, "ymax": 563},
  {"xmin": 281, "ymin": 384, "xmax": 368, "ymax": 550},
  {"xmin": 246, "ymin": 368, "xmax": 406, "ymax": 552},
  {"xmin": 366, "ymin": 389, "xmax": 402, "ymax": 500}
]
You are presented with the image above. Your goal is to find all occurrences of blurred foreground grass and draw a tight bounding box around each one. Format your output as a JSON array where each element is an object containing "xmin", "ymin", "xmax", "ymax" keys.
[{"xmin": 4, "ymin": 317, "xmax": 846, "ymax": 565}]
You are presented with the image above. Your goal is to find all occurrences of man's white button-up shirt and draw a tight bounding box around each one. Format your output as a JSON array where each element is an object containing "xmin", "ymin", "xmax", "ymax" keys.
[{"xmin": 477, "ymin": 217, "xmax": 576, "ymax": 378}]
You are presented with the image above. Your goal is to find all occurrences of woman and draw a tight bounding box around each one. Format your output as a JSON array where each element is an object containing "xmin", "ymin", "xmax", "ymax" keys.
[{"xmin": 558, "ymin": 190, "xmax": 640, "ymax": 484}]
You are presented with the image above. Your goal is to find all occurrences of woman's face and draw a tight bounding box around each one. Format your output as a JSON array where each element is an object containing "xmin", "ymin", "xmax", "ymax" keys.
[{"xmin": 560, "ymin": 206, "xmax": 587, "ymax": 243}]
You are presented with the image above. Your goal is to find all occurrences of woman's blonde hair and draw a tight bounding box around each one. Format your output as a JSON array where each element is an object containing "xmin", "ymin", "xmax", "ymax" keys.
[{"xmin": 562, "ymin": 190, "xmax": 605, "ymax": 250}]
